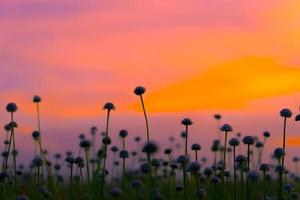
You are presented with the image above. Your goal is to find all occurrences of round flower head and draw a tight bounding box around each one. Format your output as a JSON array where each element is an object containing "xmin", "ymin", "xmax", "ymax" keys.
[
  {"xmin": 151, "ymin": 158, "xmax": 161, "ymax": 167},
  {"xmin": 9, "ymin": 121, "xmax": 18, "ymax": 128},
  {"xmin": 4, "ymin": 123, "xmax": 11, "ymax": 132},
  {"xmin": 293, "ymin": 157, "xmax": 299, "ymax": 162},
  {"xmin": 90, "ymin": 126, "xmax": 97, "ymax": 135},
  {"xmin": 180, "ymin": 131, "xmax": 187, "ymax": 138},
  {"xmin": 133, "ymin": 86, "xmax": 146, "ymax": 95},
  {"xmin": 295, "ymin": 114, "xmax": 300, "ymax": 121},
  {"xmin": 33, "ymin": 95, "xmax": 42, "ymax": 103},
  {"xmin": 235, "ymin": 155, "xmax": 246, "ymax": 163},
  {"xmin": 103, "ymin": 102, "xmax": 115, "ymax": 110},
  {"xmin": 263, "ymin": 131, "xmax": 270, "ymax": 138},
  {"xmin": 280, "ymin": 108, "xmax": 292, "ymax": 118},
  {"xmin": 229, "ymin": 138, "xmax": 240, "ymax": 146},
  {"xmin": 111, "ymin": 146, "xmax": 119, "ymax": 153},
  {"xmin": 274, "ymin": 148, "xmax": 285, "ymax": 159},
  {"xmin": 176, "ymin": 155, "xmax": 188, "ymax": 164},
  {"xmin": 54, "ymin": 164, "xmax": 61, "ymax": 171},
  {"xmin": 32, "ymin": 156, "xmax": 43, "ymax": 167},
  {"xmin": 187, "ymin": 161, "xmax": 201, "ymax": 173},
  {"xmin": 119, "ymin": 150, "xmax": 129, "ymax": 159},
  {"xmin": 247, "ymin": 171, "xmax": 260, "ymax": 182},
  {"xmin": 79, "ymin": 139, "xmax": 91, "ymax": 149},
  {"xmin": 255, "ymin": 141, "xmax": 263, "ymax": 148},
  {"xmin": 102, "ymin": 136, "xmax": 111, "ymax": 145},
  {"xmin": 195, "ymin": 188, "xmax": 206, "ymax": 199},
  {"xmin": 284, "ymin": 184, "xmax": 295, "ymax": 193},
  {"xmin": 65, "ymin": 151, "xmax": 73, "ymax": 156},
  {"xmin": 170, "ymin": 162, "xmax": 178, "ymax": 169},
  {"xmin": 32, "ymin": 130, "xmax": 40, "ymax": 140},
  {"xmin": 181, "ymin": 118, "xmax": 193, "ymax": 126},
  {"xmin": 213, "ymin": 114, "xmax": 222, "ymax": 120},
  {"xmin": 191, "ymin": 143, "xmax": 201, "ymax": 151},
  {"xmin": 142, "ymin": 142, "xmax": 158, "ymax": 155},
  {"xmin": 134, "ymin": 136, "xmax": 141, "ymax": 142},
  {"xmin": 75, "ymin": 157, "xmax": 84, "ymax": 167},
  {"xmin": 6, "ymin": 103, "xmax": 18, "ymax": 113},
  {"xmin": 220, "ymin": 124, "xmax": 233, "ymax": 132},
  {"xmin": 78, "ymin": 133, "xmax": 85, "ymax": 140},
  {"xmin": 164, "ymin": 148, "xmax": 172, "ymax": 154},
  {"xmin": 65, "ymin": 156, "xmax": 75, "ymax": 164},
  {"xmin": 259, "ymin": 163, "xmax": 270, "ymax": 172},
  {"xmin": 131, "ymin": 179, "xmax": 142, "ymax": 189},
  {"xmin": 119, "ymin": 129, "xmax": 128, "ymax": 138},
  {"xmin": 242, "ymin": 136, "xmax": 254, "ymax": 145},
  {"xmin": 275, "ymin": 165, "xmax": 285, "ymax": 173},
  {"xmin": 140, "ymin": 163, "xmax": 151, "ymax": 174},
  {"xmin": 204, "ymin": 167, "xmax": 213, "ymax": 176}
]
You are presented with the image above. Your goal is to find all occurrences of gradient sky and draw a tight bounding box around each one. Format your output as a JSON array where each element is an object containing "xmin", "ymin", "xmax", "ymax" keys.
[{"xmin": 1, "ymin": 1, "xmax": 300, "ymax": 168}]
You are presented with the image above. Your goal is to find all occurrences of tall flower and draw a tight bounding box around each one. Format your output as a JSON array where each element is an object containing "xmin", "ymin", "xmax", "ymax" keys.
[
  {"xmin": 181, "ymin": 118, "xmax": 193, "ymax": 157},
  {"xmin": 79, "ymin": 139, "xmax": 91, "ymax": 184},
  {"xmin": 100, "ymin": 102, "xmax": 115, "ymax": 196},
  {"xmin": 134, "ymin": 86, "xmax": 151, "ymax": 163},
  {"xmin": 220, "ymin": 123, "xmax": 232, "ymax": 192},
  {"xmin": 213, "ymin": 114, "xmax": 222, "ymax": 142},
  {"xmin": 280, "ymin": 108, "xmax": 292, "ymax": 166},
  {"xmin": 33, "ymin": 95, "xmax": 42, "ymax": 156}
]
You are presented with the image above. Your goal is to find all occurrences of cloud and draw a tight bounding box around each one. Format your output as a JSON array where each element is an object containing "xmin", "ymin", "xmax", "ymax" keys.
[{"xmin": 132, "ymin": 57, "xmax": 300, "ymax": 112}]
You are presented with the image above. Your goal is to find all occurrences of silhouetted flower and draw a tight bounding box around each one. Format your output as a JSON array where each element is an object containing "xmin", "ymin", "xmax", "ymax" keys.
[
  {"xmin": 6, "ymin": 103, "xmax": 18, "ymax": 113},
  {"xmin": 103, "ymin": 102, "xmax": 115, "ymax": 110},
  {"xmin": 119, "ymin": 150, "xmax": 129, "ymax": 159},
  {"xmin": 164, "ymin": 148, "xmax": 172, "ymax": 154},
  {"xmin": 280, "ymin": 108, "xmax": 292, "ymax": 118},
  {"xmin": 181, "ymin": 118, "xmax": 193, "ymax": 126},
  {"xmin": 176, "ymin": 155, "xmax": 188, "ymax": 164},
  {"xmin": 220, "ymin": 124, "xmax": 232, "ymax": 132},
  {"xmin": 187, "ymin": 162, "xmax": 201, "ymax": 173},
  {"xmin": 151, "ymin": 159, "xmax": 160, "ymax": 168},
  {"xmin": 102, "ymin": 136, "xmax": 112, "ymax": 145},
  {"xmin": 140, "ymin": 163, "xmax": 151, "ymax": 174},
  {"xmin": 214, "ymin": 114, "xmax": 222, "ymax": 120},
  {"xmin": 274, "ymin": 148, "xmax": 285, "ymax": 159},
  {"xmin": 229, "ymin": 138, "xmax": 239, "ymax": 146},
  {"xmin": 142, "ymin": 142, "xmax": 158, "ymax": 155},
  {"xmin": 80, "ymin": 139, "xmax": 91, "ymax": 149},
  {"xmin": 247, "ymin": 171, "xmax": 260, "ymax": 182},
  {"xmin": 119, "ymin": 129, "xmax": 128, "ymax": 138},
  {"xmin": 242, "ymin": 136, "xmax": 254, "ymax": 145},
  {"xmin": 295, "ymin": 114, "xmax": 300, "ymax": 121},
  {"xmin": 131, "ymin": 179, "xmax": 142, "ymax": 189},
  {"xmin": 263, "ymin": 131, "xmax": 270, "ymax": 138},
  {"xmin": 235, "ymin": 155, "xmax": 246, "ymax": 164},
  {"xmin": 111, "ymin": 146, "xmax": 119, "ymax": 153},
  {"xmin": 32, "ymin": 130, "xmax": 40, "ymax": 140},
  {"xmin": 259, "ymin": 163, "xmax": 270, "ymax": 172},
  {"xmin": 191, "ymin": 143, "xmax": 201, "ymax": 151},
  {"xmin": 255, "ymin": 141, "xmax": 263, "ymax": 148},
  {"xmin": 134, "ymin": 136, "xmax": 141, "ymax": 142},
  {"xmin": 204, "ymin": 167, "xmax": 213, "ymax": 176},
  {"xmin": 32, "ymin": 156, "xmax": 43, "ymax": 167},
  {"xmin": 90, "ymin": 126, "xmax": 97, "ymax": 135},
  {"xmin": 134, "ymin": 86, "xmax": 146, "ymax": 95},
  {"xmin": 33, "ymin": 95, "xmax": 42, "ymax": 103}
]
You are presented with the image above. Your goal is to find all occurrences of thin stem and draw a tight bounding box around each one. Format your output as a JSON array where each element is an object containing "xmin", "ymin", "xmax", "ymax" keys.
[
  {"xmin": 233, "ymin": 147, "xmax": 237, "ymax": 200},
  {"xmin": 282, "ymin": 117, "xmax": 287, "ymax": 166},
  {"xmin": 221, "ymin": 131, "xmax": 228, "ymax": 194},
  {"xmin": 185, "ymin": 125, "xmax": 188, "ymax": 157},
  {"xmin": 85, "ymin": 149, "xmax": 91, "ymax": 184},
  {"xmin": 140, "ymin": 95, "xmax": 151, "ymax": 163}
]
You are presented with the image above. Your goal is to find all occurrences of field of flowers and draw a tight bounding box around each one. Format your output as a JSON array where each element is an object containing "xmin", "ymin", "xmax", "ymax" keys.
[{"xmin": 1, "ymin": 86, "xmax": 300, "ymax": 200}]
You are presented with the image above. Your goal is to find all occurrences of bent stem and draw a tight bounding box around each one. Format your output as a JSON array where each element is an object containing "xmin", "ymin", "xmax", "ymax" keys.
[
  {"xmin": 221, "ymin": 131, "xmax": 228, "ymax": 194},
  {"xmin": 140, "ymin": 95, "xmax": 151, "ymax": 164}
]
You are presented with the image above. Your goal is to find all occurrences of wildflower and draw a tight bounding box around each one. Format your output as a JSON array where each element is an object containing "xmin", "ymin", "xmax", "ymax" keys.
[
  {"xmin": 191, "ymin": 143, "xmax": 201, "ymax": 151},
  {"xmin": 187, "ymin": 162, "xmax": 201, "ymax": 173},
  {"xmin": 247, "ymin": 171, "xmax": 260, "ymax": 182},
  {"xmin": 204, "ymin": 167, "xmax": 213, "ymax": 177},
  {"xmin": 140, "ymin": 163, "xmax": 151, "ymax": 174},
  {"xmin": 79, "ymin": 139, "xmax": 91, "ymax": 149},
  {"xmin": 242, "ymin": 136, "xmax": 254, "ymax": 145},
  {"xmin": 119, "ymin": 150, "xmax": 129, "ymax": 159},
  {"xmin": 280, "ymin": 108, "xmax": 292, "ymax": 118},
  {"xmin": 263, "ymin": 131, "xmax": 270, "ymax": 138},
  {"xmin": 274, "ymin": 148, "xmax": 285, "ymax": 159},
  {"xmin": 6, "ymin": 103, "xmax": 18, "ymax": 113},
  {"xmin": 103, "ymin": 102, "xmax": 115, "ymax": 110},
  {"xmin": 142, "ymin": 142, "xmax": 158, "ymax": 155},
  {"xmin": 134, "ymin": 86, "xmax": 146, "ymax": 95},
  {"xmin": 259, "ymin": 163, "xmax": 270, "ymax": 172},
  {"xmin": 131, "ymin": 179, "xmax": 142, "ymax": 189},
  {"xmin": 119, "ymin": 129, "xmax": 128, "ymax": 138},
  {"xmin": 111, "ymin": 146, "xmax": 119, "ymax": 153},
  {"xmin": 229, "ymin": 138, "xmax": 239, "ymax": 146},
  {"xmin": 33, "ymin": 95, "xmax": 42, "ymax": 103},
  {"xmin": 32, "ymin": 131, "xmax": 40, "ymax": 140}
]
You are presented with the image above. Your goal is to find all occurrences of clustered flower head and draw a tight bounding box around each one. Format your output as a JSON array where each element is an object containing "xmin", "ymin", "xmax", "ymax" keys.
[
  {"xmin": 119, "ymin": 129, "xmax": 128, "ymax": 138},
  {"xmin": 103, "ymin": 102, "xmax": 115, "ymax": 110},
  {"xmin": 33, "ymin": 95, "xmax": 42, "ymax": 103},
  {"xmin": 181, "ymin": 118, "xmax": 193, "ymax": 126},
  {"xmin": 280, "ymin": 108, "xmax": 292, "ymax": 118},
  {"xmin": 133, "ymin": 86, "xmax": 146, "ymax": 96},
  {"xmin": 242, "ymin": 135, "xmax": 254, "ymax": 145},
  {"xmin": 6, "ymin": 103, "xmax": 18, "ymax": 113},
  {"xmin": 220, "ymin": 124, "xmax": 233, "ymax": 132},
  {"xmin": 229, "ymin": 138, "xmax": 239, "ymax": 146}
]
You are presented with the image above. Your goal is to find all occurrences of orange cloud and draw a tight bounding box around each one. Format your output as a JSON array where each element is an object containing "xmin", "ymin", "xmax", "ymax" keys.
[{"xmin": 131, "ymin": 57, "xmax": 300, "ymax": 112}]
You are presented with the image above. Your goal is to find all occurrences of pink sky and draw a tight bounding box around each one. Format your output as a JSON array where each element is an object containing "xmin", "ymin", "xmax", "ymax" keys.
[{"xmin": 0, "ymin": 0, "xmax": 300, "ymax": 169}]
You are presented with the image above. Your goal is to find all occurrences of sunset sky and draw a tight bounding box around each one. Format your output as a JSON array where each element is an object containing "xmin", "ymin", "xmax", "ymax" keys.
[{"xmin": 0, "ymin": 1, "xmax": 300, "ymax": 167}]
